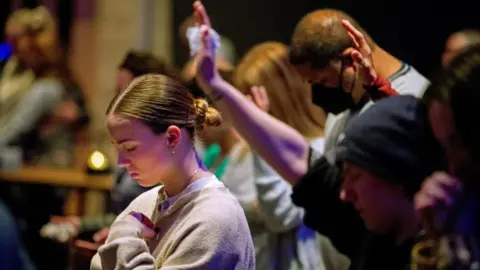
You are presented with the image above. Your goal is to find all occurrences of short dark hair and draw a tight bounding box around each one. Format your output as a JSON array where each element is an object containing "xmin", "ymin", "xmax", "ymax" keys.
[
  {"xmin": 119, "ymin": 50, "xmax": 182, "ymax": 81},
  {"xmin": 423, "ymin": 45, "xmax": 480, "ymax": 161},
  {"xmin": 289, "ymin": 9, "xmax": 375, "ymax": 69}
]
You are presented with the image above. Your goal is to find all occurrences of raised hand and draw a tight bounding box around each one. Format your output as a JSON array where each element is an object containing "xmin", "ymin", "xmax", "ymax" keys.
[
  {"xmin": 193, "ymin": 1, "xmax": 223, "ymax": 93},
  {"xmin": 414, "ymin": 171, "xmax": 462, "ymax": 234},
  {"xmin": 247, "ymin": 86, "xmax": 270, "ymax": 112},
  {"xmin": 341, "ymin": 20, "xmax": 377, "ymax": 85}
]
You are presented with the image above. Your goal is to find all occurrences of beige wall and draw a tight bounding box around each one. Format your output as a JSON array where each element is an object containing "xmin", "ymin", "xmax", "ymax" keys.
[
  {"xmin": 69, "ymin": 0, "xmax": 173, "ymax": 157},
  {"xmin": 67, "ymin": 0, "xmax": 173, "ymax": 216}
]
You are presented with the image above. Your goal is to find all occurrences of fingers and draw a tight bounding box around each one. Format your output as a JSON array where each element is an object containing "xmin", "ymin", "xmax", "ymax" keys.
[
  {"xmin": 193, "ymin": 1, "xmax": 210, "ymax": 27},
  {"xmin": 415, "ymin": 172, "xmax": 462, "ymax": 212},
  {"xmin": 342, "ymin": 20, "xmax": 365, "ymax": 46},
  {"xmin": 93, "ymin": 228, "xmax": 109, "ymax": 243},
  {"xmin": 350, "ymin": 50, "xmax": 365, "ymax": 66},
  {"xmin": 201, "ymin": 27, "xmax": 212, "ymax": 55},
  {"xmin": 75, "ymin": 240, "xmax": 101, "ymax": 251},
  {"xmin": 250, "ymin": 86, "xmax": 269, "ymax": 111},
  {"xmin": 346, "ymin": 31, "xmax": 359, "ymax": 48}
]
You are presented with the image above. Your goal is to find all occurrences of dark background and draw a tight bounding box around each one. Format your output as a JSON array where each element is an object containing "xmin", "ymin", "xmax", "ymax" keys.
[
  {"xmin": 173, "ymin": 0, "xmax": 480, "ymax": 77},
  {"xmin": 1, "ymin": 0, "xmax": 478, "ymax": 77}
]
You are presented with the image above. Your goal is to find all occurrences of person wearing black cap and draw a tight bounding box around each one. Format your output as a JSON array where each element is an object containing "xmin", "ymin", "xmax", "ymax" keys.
[{"xmin": 334, "ymin": 95, "xmax": 447, "ymax": 269}]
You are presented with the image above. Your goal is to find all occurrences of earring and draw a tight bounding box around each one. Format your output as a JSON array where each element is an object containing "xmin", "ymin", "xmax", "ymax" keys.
[{"xmin": 171, "ymin": 149, "xmax": 175, "ymax": 155}]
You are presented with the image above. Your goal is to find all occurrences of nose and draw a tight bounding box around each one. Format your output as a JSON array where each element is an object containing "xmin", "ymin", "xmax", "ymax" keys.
[{"xmin": 117, "ymin": 153, "xmax": 130, "ymax": 168}]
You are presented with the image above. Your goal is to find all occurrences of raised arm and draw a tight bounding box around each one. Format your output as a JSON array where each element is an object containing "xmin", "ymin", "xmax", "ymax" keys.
[{"xmin": 192, "ymin": 1, "xmax": 310, "ymax": 182}]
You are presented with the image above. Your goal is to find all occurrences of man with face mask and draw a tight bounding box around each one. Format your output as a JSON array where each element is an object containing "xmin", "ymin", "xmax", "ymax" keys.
[
  {"xmin": 290, "ymin": 9, "xmax": 429, "ymax": 112},
  {"xmin": 288, "ymin": 10, "xmax": 429, "ymax": 168}
]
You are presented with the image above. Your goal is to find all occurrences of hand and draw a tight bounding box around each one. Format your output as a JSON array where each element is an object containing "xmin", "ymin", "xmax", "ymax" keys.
[
  {"xmin": 40, "ymin": 100, "xmax": 80, "ymax": 136},
  {"xmin": 123, "ymin": 212, "xmax": 157, "ymax": 239},
  {"xmin": 93, "ymin": 227, "xmax": 109, "ymax": 244},
  {"xmin": 193, "ymin": 1, "xmax": 224, "ymax": 94},
  {"xmin": 414, "ymin": 172, "xmax": 462, "ymax": 233},
  {"xmin": 341, "ymin": 20, "xmax": 377, "ymax": 85},
  {"xmin": 74, "ymin": 239, "xmax": 101, "ymax": 257},
  {"xmin": 247, "ymin": 86, "xmax": 269, "ymax": 112}
]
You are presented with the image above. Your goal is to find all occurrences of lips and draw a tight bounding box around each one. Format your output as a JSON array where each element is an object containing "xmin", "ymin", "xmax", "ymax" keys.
[{"xmin": 129, "ymin": 171, "xmax": 139, "ymax": 178}]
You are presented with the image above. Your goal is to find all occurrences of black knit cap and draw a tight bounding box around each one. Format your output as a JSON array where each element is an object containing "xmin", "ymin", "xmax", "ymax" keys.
[{"xmin": 336, "ymin": 95, "xmax": 448, "ymax": 197}]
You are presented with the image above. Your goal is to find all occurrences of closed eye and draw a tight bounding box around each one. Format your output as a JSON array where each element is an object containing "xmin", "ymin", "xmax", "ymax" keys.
[{"xmin": 125, "ymin": 146, "xmax": 137, "ymax": 153}]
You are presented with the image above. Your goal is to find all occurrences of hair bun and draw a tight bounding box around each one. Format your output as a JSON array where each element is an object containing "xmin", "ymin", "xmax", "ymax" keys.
[{"xmin": 193, "ymin": 98, "xmax": 222, "ymax": 130}]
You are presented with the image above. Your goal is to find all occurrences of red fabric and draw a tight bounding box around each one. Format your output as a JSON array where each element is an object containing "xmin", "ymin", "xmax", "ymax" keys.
[{"xmin": 365, "ymin": 76, "xmax": 398, "ymax": 101}]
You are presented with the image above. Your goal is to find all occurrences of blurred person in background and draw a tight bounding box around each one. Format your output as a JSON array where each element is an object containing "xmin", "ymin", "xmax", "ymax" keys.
[
  {"xmin": 414, "ymin": 45, "xmax": 480, "ymax": 269},
  {"xmin": 442, "ymin": 29, "xmax": 480, "ymax": 67},
  {"xmin": 0, "ymin": 6, "xmax": 88, "ymax": 270}
]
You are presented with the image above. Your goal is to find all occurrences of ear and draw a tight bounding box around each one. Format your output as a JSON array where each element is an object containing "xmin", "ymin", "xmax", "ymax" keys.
[{"xmin": 165, "ymin": 125, "xmax": 182, "ymax": 150}]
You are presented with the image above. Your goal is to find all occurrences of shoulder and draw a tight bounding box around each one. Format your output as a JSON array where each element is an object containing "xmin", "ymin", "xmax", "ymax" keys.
[
  {"xmin": 185, "ymin": 187, "xmax": 250, "ymax": 230},
  {"xmin": 390, "ymin": 64, "xmax": 430, "ymax": 98}
]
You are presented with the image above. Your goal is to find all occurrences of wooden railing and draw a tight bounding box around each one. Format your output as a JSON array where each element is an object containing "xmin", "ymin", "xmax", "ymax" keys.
[
  {"xmin": 0, "ymin": 166, "xmax": 112, "ymax": 189},
  {"xmin": 0, "ymin": 166, "xmax": 113, "ymax": 216}
]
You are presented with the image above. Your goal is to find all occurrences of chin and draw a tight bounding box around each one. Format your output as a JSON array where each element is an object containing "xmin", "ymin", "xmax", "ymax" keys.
[{"xmin": 134, "ymin": 177, "xmax": 157, "ymax": 188}]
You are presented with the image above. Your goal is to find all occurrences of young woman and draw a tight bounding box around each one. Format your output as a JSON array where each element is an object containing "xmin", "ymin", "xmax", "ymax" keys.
[{"xmin": 90, "ymin": 74, "xmax": 254, "ymax": 269}]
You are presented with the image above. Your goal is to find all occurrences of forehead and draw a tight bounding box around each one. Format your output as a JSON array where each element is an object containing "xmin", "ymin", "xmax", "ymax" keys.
[{"xmin": 107, "ymin": 114, "xmax": 154, "ymax": 140}]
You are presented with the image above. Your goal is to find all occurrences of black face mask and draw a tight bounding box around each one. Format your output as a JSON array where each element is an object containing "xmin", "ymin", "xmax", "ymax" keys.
[
  {"xmin": 311, "ymin": 59, "xmax": 356, "ymax": 115},
  {"xmin": 311, "ymin": 84, "xmax": 355, "ymax": 115}
]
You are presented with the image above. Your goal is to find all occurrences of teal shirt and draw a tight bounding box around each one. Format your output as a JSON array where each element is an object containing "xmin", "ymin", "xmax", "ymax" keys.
[{"xmin": 202, "ymin": 144, "xmax": 230, "ymax": 180}]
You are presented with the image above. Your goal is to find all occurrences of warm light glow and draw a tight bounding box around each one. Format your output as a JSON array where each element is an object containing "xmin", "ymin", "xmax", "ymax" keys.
[{"xmin": 88, "ymin": 150, "xmax": 108, "ymax": 170}]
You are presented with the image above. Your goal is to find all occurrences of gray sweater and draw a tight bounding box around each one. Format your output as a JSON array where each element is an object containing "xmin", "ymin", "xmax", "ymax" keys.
[{"xmin": 91, "ymin": 175, "xmax": 255, "ymax": 270}]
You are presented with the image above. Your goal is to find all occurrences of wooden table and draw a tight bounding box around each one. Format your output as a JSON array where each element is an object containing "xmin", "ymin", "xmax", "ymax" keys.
[{"xmin": 0, "ymin": 166, "xmax": 113, "ymax": 215}]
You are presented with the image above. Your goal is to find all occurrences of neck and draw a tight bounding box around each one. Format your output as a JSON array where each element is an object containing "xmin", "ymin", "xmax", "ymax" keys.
[
  {"xmin": 217, "ymin": 129, "xmax": 240, "ymax": 156},
  {"xmin": 163, "ymin": 147, "xmax": 206, "ymax": 197},
  {"xmin": 371, "ymin": 47, "xmax": 403, "ymax": 80},
  {"xmin": 395, "ymin": 204, "xmax": 421, "ymax": 245}
]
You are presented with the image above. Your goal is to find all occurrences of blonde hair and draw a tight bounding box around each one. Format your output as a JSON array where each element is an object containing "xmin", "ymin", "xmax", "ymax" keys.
[
  {"xmin": 234, "ymin": 42, "xmax": 325, "ymax": 138},
  {"xmin": 107, "ymin": 74, "xmax": 222, "ymax": 137}
]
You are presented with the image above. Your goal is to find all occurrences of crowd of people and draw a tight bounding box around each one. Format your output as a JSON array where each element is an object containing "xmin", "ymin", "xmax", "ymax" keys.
[{"xmin": 1, "ymin": 1, "xmax": 480, "ymax": 270}]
